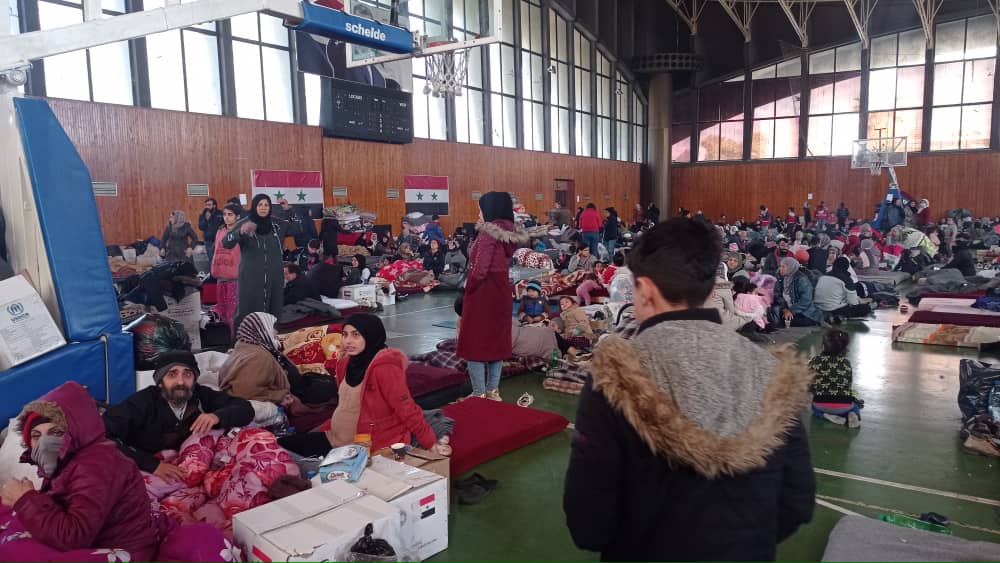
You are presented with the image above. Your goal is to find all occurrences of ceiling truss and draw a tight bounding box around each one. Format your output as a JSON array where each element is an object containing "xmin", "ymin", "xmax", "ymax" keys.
[
  {"xmin": 911, "ymin": 0, "xmax": 945, "ymax": 48},
  {"xmin": 843, "ymin": 0, "xmax": 878, "ymax": 49},
  {"xmin": 776, "ymin": 0, "xmax": 816, "ymax": 47},
  {"xmin": 718, "ymin": 0, "xmax": 759, "ymax": 42},
  {"xmin": 663, "ymin": 0, "xmax": 710, "ymax": 34}
]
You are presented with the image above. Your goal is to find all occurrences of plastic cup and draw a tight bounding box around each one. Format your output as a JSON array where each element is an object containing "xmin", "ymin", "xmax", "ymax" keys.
[
  {"xmin": 784, "ymin": 318, "xmax": 791, "ymax": 329},
  {"xmin": 391, "ymin": 442, "xmax": 407, "ymax": 461}
]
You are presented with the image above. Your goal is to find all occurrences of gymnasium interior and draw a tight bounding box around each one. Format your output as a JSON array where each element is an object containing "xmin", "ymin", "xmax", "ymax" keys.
[{"xmin": 2, "ymin": 0, "xmax": 1000, "ymax": 561}]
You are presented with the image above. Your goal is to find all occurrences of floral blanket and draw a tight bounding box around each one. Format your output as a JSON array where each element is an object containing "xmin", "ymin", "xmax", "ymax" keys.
[
  {"xmin": 514, "ymin": 271, "xmax": 589, "ymax": 299},
  {"xmin": 276, "ymin": 324, "xmax": 344, "ymax": 375},
  {"xmin": 145, "ymin": 428, "xmax": 299, "ymax": 533},
  {"xmin": 376, "ymin": 259, "xmax": 426, "ymax": 282}
]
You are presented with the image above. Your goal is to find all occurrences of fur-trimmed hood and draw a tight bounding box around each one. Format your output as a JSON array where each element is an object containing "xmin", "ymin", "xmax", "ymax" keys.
[
  {"xmin": 16, "ymin": 381, "xmax": 106, "ymax": 463},
  {"xmin": 477, "ymin": 219, "xmax": 532, "ymax": 247},
  {"xmin": 591, "ymin": 319, "xmax": 810, "ymax": 478}
]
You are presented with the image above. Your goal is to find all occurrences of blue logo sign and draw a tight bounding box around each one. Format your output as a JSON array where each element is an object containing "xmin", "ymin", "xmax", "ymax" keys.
[
  {"xmin": 7, "ymin": 302, "xmax": 24, "ymax": 316},
  {"xmin": 296, "ymin": 2, "xmax": 414, "ymax": 55}
]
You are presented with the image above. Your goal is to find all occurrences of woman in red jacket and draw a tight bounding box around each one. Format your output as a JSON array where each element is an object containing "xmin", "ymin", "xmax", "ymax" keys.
[
  {"xmin": 211, "ymin": 203, "xmax": 242, "ymax": 338},
  {"xmin": 280, "ymin": 314, "xmax": 451, "ymax": 456},
  {"xmin": 0, "ymin": 382, "xmax": 158, "ymax": 561},
  {"xmin": 578, "ymin": 203, "xmax": 603, "ymax": 256},
  {"xmin": 458, "ymin": 192, "xmax": 530, "ymax": 401}
]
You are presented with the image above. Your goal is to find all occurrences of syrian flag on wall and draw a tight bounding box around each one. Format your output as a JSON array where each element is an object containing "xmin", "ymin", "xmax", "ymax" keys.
[
  {"xmin": 404, "ymin": 175, "xmax": 449, "ymax": 216},
  {"xmin": 252, "ymin": 170, "xmax": 325, "ymax": 205}
]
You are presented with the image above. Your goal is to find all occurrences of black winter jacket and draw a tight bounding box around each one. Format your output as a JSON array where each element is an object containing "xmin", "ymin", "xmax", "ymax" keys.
[
  {"xmin": 103, "ymin": 385, "xmax": 255, "ymax": 472},
  {"xmin": 564, "ymin": 309, "xmax": 815, "ymax": 561}
]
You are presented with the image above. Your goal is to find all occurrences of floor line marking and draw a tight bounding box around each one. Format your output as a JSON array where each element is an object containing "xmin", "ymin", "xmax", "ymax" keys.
[
  {"xmin": 815, "ymin": 498, "xmax": 863, "ymax": 517},
  {"xmin": 816, "ymin": 494, "xmax": 1000, "ymax": 537},
  {"xmin": 380, "ymin": 305, "xmax": 453, "ymax": 318},
  {"xmin": 815, "ymin": 467, "xmax": 1000, "ymax": 507}
]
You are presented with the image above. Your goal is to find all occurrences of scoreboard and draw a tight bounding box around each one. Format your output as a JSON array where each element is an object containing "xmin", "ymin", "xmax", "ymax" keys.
[{"xmin": 320, "ymin": 78, "xmax": 414, "ymax": 144}]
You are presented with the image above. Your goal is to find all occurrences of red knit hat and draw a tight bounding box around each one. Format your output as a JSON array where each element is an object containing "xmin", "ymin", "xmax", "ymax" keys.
[{"xmin": 22, "ymin": 411, "xmax": 51, "ymax": 447}]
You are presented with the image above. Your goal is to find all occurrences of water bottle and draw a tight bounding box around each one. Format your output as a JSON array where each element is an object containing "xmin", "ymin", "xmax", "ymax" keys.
[
  {"xmin": 549, "ymin": 348, "xmax": 561, "ymax": 369},
  {"xmin": 271, "ymin": 407, "xmax": 290, "ymax": 437}
]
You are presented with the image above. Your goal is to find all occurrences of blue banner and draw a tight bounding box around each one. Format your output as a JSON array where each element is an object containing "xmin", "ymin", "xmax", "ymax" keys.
[{"xmin": 296, "ymin": 2, "xmax": 413, "ymax": 54}]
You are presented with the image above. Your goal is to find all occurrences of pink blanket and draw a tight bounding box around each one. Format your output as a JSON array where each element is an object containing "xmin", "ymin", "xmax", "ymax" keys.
[{"xmin": 145, "ymin": 428, "xmax": 298, "ymax": 533}]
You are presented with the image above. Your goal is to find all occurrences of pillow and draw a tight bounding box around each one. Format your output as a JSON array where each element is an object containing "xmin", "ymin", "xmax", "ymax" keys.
[
  {"xmin": 321, "ymin": 332, "xmax": 342, "ymax": 360},
  {"xmin": 286, "ymin": 341, "xmax": 325, "ymax": 366},
  {"xmin": 0, "ymin": 418, "xmax": 41, "ymax": 486}
]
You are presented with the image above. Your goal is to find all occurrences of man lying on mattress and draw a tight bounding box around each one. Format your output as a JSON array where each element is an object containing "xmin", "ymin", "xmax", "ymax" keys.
[{"xmin": 103, "ymin": 351, "xmax": 299, "ymax": 529}]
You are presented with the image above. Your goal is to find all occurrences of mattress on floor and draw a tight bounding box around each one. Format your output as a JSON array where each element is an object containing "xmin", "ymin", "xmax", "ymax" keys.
[
  {"xmin": 406, "ymin": 363, "xmax": 467, "ymax": 399},
  {"xmin": 822, "ymin": 515, "xmax": 1000, "ymax": 561},
  {"xmin": 916, "ymin": 297, "xmax": 978, "ymax": 311},
  {"xmin": 857, "ymin": 271, "xmax": 913, "ymax": 287},
  {"xmin": 892, "ymin": 322, "xmax": 1000, "ymax": 348},
  {"xmin": 442, "ymin": 397, "xmax": 569, "ymax": 476},
  {"xmin": 907, "ymin": 310, "xmax": 1000, "ymax": 328},
  {"xmin": 919, "ymin": 290, "xmax": 987, "ymax": 299}
]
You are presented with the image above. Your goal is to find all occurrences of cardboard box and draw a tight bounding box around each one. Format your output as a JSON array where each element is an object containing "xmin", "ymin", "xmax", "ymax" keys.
[
  {"xmin": 0, "ymin": 275, "xmax": 66, "ymax": 370},
  {"xmin": 356, "ymin": 457, "xmax": 449, "ymax": 561},
  {"xmin": 160, "ymin": 291, "xmax": 202, "ymax": 350},
  {"xmin": 340, "ymin": 284, "xmax": 377, "ymax": 306},
  {"xmin": 377, "ymin": 447, "xmax": 451, "ymax": 507},
  {"xmin": 376, "ymin": 291, "xmax": 396, "ymax": 306},
  {"xmin": 233, "ymin": 480, "xmax": 404, "ymax": 562}
]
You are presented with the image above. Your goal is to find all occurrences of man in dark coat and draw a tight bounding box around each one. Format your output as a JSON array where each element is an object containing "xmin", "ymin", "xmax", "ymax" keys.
[
  {"xmin": 881, "ymin": 197, "xmax": 906, "ymax": 232},
  {"xmin": 283, "ymin": 263, "xmax": 321, "ymax": 305},
  {"xmin": 222, "ymin": 194, "xmax": 301, "ymax": 332},
  {"xmin": 198, "ymin": 198, "xmax": 225, "ymax": 264},
  {"xmin": 308, "ymin": 250, "xmax": 347, "ymax": 298},
  {"xmin": 103, "ymin": 350, "xmax": 255, "ymax": 478},
  {"xmin": 564, "ymin": 218, "xmax": 815, "ymax": 562}
]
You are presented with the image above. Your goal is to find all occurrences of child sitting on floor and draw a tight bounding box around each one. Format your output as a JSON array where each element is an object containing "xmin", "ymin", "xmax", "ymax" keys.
[
  {"xmin": 732, "ymin": 276, "xmax": 769, "ymax": 331},
  {"xmin": 518, "ymin": 281, "xmax": 552, "ymax": 324},
  {"xmin": 808, "ymin": 329, "xmax": 863, "ymax": 428},
  {"xmin": 576, "ymin": 262, "xmax": 607, "ymax": 306},
  {"xmin": 555, "ymin": 295, "xmax": 594, "ymax": 348}
]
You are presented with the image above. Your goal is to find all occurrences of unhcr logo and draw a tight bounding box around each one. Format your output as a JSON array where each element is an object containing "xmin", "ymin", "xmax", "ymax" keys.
[{"xmin": 7, "ymin": 302, "xmax": 24, "ymax": 316}]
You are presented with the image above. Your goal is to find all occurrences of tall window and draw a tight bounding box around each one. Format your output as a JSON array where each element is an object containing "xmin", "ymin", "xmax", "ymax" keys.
[
  {"xmin": 698, "ymin": 81, "xmax": 745, "ymax": 161},
  {"xmin": 751, "ymin": 59, "xmax": 802, "ymax": 159},
  {"xmin": 595, "ymin": 52, "xmax": 613, "ymax": 159},
  {"xmin": 38, "ymin": 0, "xmax": 133, "ymax": 105},
  {"xmin": 930, "ymin": 15, "xmax": 996, "ymax": 150},
  {"xmin": 671, "ymin": 90, "xmax": 694, "ymax": 163},
  {"xmin": 489, "ymin": 0, "xmax": 516, "ymax": 147},
  {"xmin": 145, "ymin": 0, "xmax": 221, "ymax": 114},
  {"xmin": 520, "ymin": 0, "xmax": 544, "ymax": 151},
  {"xmin": 867, "ymin": 28, "xmax": 925, "ymax": 150},
  {"xmin": 455, "ymin": 46, "xmax": 487, "ymax": 144},
  {"xmin": 230, "ymin": 12, "xmax": 293, "ymax": 122},
  {"xmin": 573, "ymin": 29, "xmax": 593, "ymax": 156},
  {"xmin": 633, "ymin": 91, "xmax": 646, "ymax": 163},
  {"xmin": 807, "ymin": 43, "xmax": 861, "ymax": 156},
  {"xmin": 549, "ymin": 9, "xmax": 571, "ymax": 154},
  {"xmin": 615, "ymin": 71, "xmax": 630, "ymax": 161}
]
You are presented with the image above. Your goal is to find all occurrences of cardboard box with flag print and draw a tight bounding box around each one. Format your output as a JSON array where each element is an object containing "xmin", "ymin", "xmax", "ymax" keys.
[
  {"xmin": 252, "ymin": 169, "xmax": 325, "ymax": 218},
  {"xmin": 404, "ymin": 175, "xmax": 449, "ymax": 216}
]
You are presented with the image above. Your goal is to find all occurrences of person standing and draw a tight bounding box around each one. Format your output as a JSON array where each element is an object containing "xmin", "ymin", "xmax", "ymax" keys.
[
  {"xmin": 160, "ymin": 210, "xmax": 198, "ymax": 263},
  {"xmin": 578, "ymin": 203, "xmax": 602, "ymax": 256},
  {"xmin": 198, "ymin": 198, "xmax": 225, "ymax": 264},
  {"xmin": 602, "ymin": 207, "xmax": 621, "ymax": 258},
  {"xmin": 802, "ymin": 201, "xmax": 812, "ymax": 226},
  {"xmin": 836, "ymin": 202, "xmax": 850, "ymax": 230},
  {"xmin": 211, "ymin": 203, "xmax": 242, "ymax": 338},
  {"xmin": 758, "ymin": 205, "xmax": 773, "ymax": 229},
  {"xmin": 563, "ymin": 218, "xmax": 814, "ymax": 561},
  {"xmin": 916, "ymin": 199, "xmax": 931, "ymax": 227},
  {"xmin": 458, "ymin": 192, "xmax": 529, "ymax": 401},
  {"xmin": 222, "ymin": 194, "xmax": 301, "ymax": 332}
]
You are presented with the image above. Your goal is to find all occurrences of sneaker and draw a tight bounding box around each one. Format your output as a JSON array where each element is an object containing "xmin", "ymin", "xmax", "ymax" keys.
[
  {"xmin": 823, "ymin": 413, "xmax": 847, "ymax": 425},
  {"xmin": 847, "ymin": 411, "xmax": 861, "ymax": 428},
  {"xmin": 458, "ymin": 393, "xmax": 485, "ymax": 402},
  {"xmin": 485, "ymin": 389, "xmax": 502, "ymax": 402}
]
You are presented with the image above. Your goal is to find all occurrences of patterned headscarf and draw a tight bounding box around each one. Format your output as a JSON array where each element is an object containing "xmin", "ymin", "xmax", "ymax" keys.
[{"xmin": 237, "ymin": 312, "xmax": 281, "ymax": 357}]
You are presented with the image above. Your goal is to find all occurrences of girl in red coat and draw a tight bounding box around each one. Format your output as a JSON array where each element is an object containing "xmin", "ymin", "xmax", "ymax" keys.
[
  {"xmin": 283, "ymin": 314, "xmax": 451, "ymax": 457},
  {"xmin": 458, "ymin": 192, "xmax": 530, "ymax": 401},
  {"xmin": 0, "ymin": 382, "xmax": 158, "ymax": 561}
]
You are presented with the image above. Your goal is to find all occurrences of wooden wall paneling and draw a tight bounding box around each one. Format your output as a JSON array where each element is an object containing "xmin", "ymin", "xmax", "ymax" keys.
[
  {"xmin": 50, "ymin": 98, "xmax": 324, "ymax": 245},
  {"xmin": 670, "ymin": 152, "xmax": 1000, "ymax": 226}
]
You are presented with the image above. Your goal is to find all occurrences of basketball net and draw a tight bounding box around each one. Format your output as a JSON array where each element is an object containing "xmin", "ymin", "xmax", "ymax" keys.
[
  {"xmin": 424, "ymin": 48, "xmax": 468, "ymax": 98},
  {"xmin": 869, "ymin": 159, "xmax": 883, "ymax": 176}
]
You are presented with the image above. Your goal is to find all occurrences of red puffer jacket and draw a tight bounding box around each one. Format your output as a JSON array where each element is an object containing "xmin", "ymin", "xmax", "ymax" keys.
[
  {"xmin": 14, "ymin": 382, "xmax": 158, "ymax": 560},
  {"xmin": 578, "ymin": 208, "xmax": 602, "ymax": 232},
  {"xmin": 325, "ymin": 349, "xmax": 437, "ymax": 451}
]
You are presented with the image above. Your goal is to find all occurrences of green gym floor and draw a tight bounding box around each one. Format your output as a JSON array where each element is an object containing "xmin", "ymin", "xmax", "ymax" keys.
[{"xmin": 381, "ymin": 292, "xmax": 1000, "ymax": 561}]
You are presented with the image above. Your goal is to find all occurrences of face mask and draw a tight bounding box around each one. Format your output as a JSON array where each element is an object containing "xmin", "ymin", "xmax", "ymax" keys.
[{"xmin": 31, "ymin": 434, "xmax": 64, "ymax": 477}]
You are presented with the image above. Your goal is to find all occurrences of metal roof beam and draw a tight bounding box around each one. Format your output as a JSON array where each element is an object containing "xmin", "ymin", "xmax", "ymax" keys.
[
  {"xmin": 776, "ymin": 0, "xmax": 816, "ymax": 47},
  {"xmin": 912, "ymin": 0, "xmax": 945, "ymax": 48},
  {"xmin": 718, "ymin": 0, "xmax": 758, "ymax": 42},
  {"xmin": 663, "ymin": 0, "xmax": 708, "ymax": 34}
]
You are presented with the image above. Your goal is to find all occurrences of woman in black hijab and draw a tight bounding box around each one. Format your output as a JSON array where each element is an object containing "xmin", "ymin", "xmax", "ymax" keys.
[
  {"xmin": 222, "ymin": 194, "xmax": 302, "ymax": 331},
  {"xmin": 277, "ymin": 314, "xmax": 449, "ymax": 457},
  {"xmin": 457, "ymin": 192, "xmax": 529, "ymax": 401},
  {"xmin": 815, "ymin": 256, "xmax": 872, "ymax": 319}
]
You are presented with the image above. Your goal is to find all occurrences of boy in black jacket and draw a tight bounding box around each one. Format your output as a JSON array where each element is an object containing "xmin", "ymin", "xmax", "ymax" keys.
[{"xmin": 564, "ymin": 218, "xmax": 815, "ymax": 561}]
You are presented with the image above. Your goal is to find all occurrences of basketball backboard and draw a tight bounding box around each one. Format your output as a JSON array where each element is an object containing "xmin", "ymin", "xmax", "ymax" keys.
[
  {"xmin": 344, "ymin": 0, "xmax": 500, "ymax": 68},
  {"xmin": 851, "ymin": 136, "xmax": 908, "ymax": 172}
]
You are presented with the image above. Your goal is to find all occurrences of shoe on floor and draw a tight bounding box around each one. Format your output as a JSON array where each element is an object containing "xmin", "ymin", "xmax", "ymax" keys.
[
  {"xmin": 823, "ymin": 413, "xmax": 847, "ymax": 425},
  {"xmin": 962, "ymin": 434, "xmax": 1000, "ymax": 457},
  {"xmin": 457, "ymin": 393, "xmax": 486, "ymax": 403},
  {"xmin": 485, "ymin": 389, "xmax": 502, "ymax": 402},
  {"xmin": 847, "ymin": 411, "xmax": 861, "ymax": 428},
  {"xmin": 457, "ymin": 473, "xmax": 499, "ymax": 492},
  {"xmin": 457, "ymin": 483, "xmax": 492, "ymax": 505}
]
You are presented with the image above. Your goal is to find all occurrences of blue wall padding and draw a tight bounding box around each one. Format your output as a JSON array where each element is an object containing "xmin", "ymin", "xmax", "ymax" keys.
[
  {"xmin": 106, "ymin": 331, "xmax": 135, "ymax": 404},
  {"xmin": 14, "ymin": 97, "xmax": 120, "ymax": 341}
]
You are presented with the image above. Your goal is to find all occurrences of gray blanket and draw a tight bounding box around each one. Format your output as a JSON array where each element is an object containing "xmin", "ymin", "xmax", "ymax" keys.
[
  {"xmin": 278, "ymin": 297, "xmax": 343, "ymax": 325},
  {"xmin": 822, "ymin": 515, "xmax": 1000, "ymax": 562}
]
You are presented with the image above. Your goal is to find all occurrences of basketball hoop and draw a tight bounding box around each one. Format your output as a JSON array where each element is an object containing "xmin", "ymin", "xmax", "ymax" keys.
[
  {"xmin": 423, "ymin": 41, "xmax": 468, "ymax": 98},
  {"xmin": 869, "ymin": 160, "xmax": 883, "ymax": 176}
]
